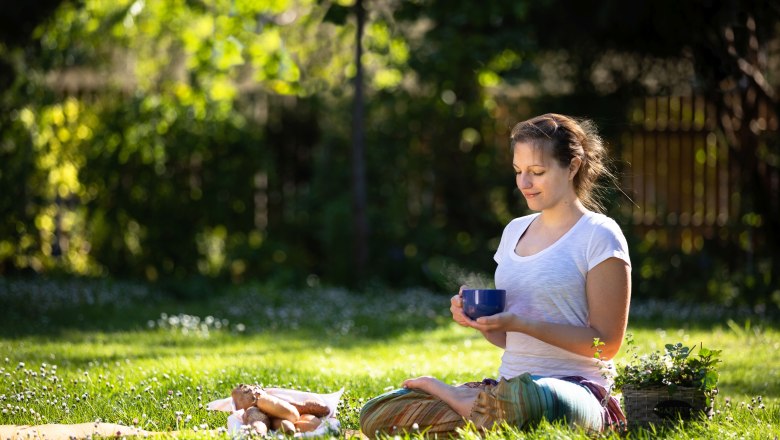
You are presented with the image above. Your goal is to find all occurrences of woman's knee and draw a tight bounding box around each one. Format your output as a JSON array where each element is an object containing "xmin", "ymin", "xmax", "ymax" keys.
[
  {"xmin": 359, "ymin": 388, "xmax": 465, "ymax": 437},
  {"xmin": 359, "ymin": 389, "xmax": 408, "ymax": 436},
  {"xmin": 534, "ymin": 377, "xmax": 604, "ymax": 431},
  {"xmin": 359, "ymin": 407, "xmax": 387, "ymax": 438}
]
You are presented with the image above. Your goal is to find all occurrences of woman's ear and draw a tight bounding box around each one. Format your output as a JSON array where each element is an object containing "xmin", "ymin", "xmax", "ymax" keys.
[{"xmin": 569, "ymin": 157, "xmax": 582, "ymax": 180}]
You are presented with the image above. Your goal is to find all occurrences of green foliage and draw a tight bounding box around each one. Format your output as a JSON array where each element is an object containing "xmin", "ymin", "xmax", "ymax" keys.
[
  {"xmin": 0, "ymin": 0, "xmax": 360, "ymax": 284},
  {"xmin": 625, "ymin": 224, "xmax": 780, "ymax": 309},
  {"xmin": 0, "ymin": 0, "xmax": 778, "ymax": 304},
  {"xmin": 614, "ymin": 335, "xmax": 722, "ymax": 398},
  {"xmin": 0, "ymin": 0, "xmax": 534, "ymax": 289}
]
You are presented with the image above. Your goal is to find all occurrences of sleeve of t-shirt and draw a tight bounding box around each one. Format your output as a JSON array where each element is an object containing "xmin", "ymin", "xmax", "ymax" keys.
[
  {"xmin": 586, "ymin": 218, "xmax": 631, "ymax": 271},
  {"xmin": 493, "ymin": 220, "xmax": 516, "ymax": 265}
]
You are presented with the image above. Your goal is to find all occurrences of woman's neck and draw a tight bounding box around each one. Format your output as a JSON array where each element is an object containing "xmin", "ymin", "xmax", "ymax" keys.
[{"xmin": 537, "ymin": 198, "xmax": 587, "ymax": 229}]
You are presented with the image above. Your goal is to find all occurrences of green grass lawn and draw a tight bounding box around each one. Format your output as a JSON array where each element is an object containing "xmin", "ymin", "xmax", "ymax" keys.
[{"xmin": 1, "ymin": 278, "xmax": 779, "ymax": 438}]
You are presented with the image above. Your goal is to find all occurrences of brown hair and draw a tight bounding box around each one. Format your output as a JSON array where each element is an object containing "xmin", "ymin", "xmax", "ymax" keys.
[{"xmin": 510, "ymin": 113, "xmax": 615, "ymax": 213}]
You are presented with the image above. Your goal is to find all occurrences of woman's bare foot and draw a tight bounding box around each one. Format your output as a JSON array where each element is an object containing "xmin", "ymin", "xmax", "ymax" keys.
[
  {"xmin": 402, "ymin": 376, "xmax": 480, "ymax": 417},
  {"xmin": 402, "ymin": 376, "xmax": 442, "ymax": 393}
]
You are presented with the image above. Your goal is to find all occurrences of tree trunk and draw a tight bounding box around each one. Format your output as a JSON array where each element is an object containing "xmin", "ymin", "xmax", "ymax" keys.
[{"xmin": 352, "ymin": 0, "xmax": 369, "ymax": 285}]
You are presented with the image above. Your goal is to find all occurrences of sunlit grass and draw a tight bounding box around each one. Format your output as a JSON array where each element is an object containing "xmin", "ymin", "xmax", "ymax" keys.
[{"xmin": 1, "ymin": 278, "xmax": 779, "ymax": 438}]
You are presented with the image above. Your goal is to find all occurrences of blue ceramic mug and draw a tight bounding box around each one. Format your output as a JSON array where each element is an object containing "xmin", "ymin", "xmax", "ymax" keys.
[{"xmin": 461, "ymin": 288, "xmax": 506, "ymax": 320}]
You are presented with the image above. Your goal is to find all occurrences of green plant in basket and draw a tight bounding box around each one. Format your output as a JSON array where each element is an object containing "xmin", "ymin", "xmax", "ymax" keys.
[
  {"xmin": 614, "ymin": 335, "xmax": 721, "ymax": 398},
  {"xmin": 611, "ymin": 335, "xmax": 722, "ymax": 427}
]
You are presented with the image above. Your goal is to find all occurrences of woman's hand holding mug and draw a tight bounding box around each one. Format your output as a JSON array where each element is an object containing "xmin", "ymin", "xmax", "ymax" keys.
[{"xmin": 450, "ymin": 285, "xmax": 472, "ymax": 327}]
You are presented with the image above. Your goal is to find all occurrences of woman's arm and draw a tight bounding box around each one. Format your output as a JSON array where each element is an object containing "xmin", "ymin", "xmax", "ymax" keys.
[
  {"xmin": 479, "ymin": 329, "xmax": 507, "ymax": 348},
  {"xmin": 466, "ymin": 257, "xmax": 631, "ymax": 359}
]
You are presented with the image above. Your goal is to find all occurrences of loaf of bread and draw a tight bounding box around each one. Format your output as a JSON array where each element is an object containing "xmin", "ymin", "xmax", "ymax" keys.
[
  {"xmin": 255, "ymin": 390, "xmax": 300, "ymax": 422},
  {"xmin": 288, "ymin": 398, "xmax": 330, "ymax": 418}
]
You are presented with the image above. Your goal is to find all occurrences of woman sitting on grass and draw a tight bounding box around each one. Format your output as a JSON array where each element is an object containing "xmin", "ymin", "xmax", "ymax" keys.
[{"xmin": 360, "ymin": 113, "xmax": 631, "ymax": 437}]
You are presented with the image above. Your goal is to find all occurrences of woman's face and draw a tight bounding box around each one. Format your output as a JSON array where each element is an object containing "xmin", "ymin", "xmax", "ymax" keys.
[{"xmin": 512, "ymin": 141, "xmax": 577, "ymax": 212}]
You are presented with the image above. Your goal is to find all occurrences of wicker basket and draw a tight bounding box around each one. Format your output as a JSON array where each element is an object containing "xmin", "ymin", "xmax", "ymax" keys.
[{"xmin": 622, "ymin": 385, "xmax": 714, "ymax": 427}]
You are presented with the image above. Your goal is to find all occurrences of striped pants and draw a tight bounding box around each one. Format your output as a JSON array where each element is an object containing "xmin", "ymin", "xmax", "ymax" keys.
[{"xmin": 359, "ymin": 373, "xmax": 609, "ymax": 438}]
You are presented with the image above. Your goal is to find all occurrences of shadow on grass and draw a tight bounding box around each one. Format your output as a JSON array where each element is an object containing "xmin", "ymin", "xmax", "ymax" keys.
[{"xmin": 0, "ymin": 277, "xmax": 452, "ymax": 340}]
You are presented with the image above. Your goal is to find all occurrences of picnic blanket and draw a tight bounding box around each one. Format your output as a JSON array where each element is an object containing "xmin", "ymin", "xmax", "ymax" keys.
[{"xmin": 0, "ymin": 423, "xmax": 150, "ymax": 440}]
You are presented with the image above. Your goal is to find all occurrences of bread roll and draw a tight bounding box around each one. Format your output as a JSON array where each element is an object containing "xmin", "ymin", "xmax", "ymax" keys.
[
  {"xmin": 271, "ymin": 417, "xmax": 296, "ymax": 433},
  {"xmin": 243, "ymin": 406, "xmax": 270, "ymax": 427},
  {"xmin": 294, "ymin": 414, "xmax": 321, "ymax": 432},
  {"xmin": 250, "ymin": 421, "xmax": 268, "ymax": 435},
  {"xmin": 231, "ymin": 384, "xmax": 257, "ymax": 411}
]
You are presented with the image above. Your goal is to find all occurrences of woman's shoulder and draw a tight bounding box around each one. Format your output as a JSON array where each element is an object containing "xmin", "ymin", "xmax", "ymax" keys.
[
  {"xmin": 508, "ymin": 212, "xmax": 539, "ymax": 226},
  {"xmin": 581, "ymin": 211, "xmax": 631, "ymax": 267},
  {"xmin": 504, "ymin": 213, "xmax": 539, "ymax": 232},
  {"xmin": 579, "ymin": 211, "xmax": 630, "ymax": 247},
  {"xmin": 582, "ymin": 211, "xmax": 625, "ymax": 232}
]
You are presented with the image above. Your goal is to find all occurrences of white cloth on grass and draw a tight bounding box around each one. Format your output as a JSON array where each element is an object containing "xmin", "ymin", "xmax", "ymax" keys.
[{"xmin": 207, "ymin": 387, "xmax": 344, "ymax": 437}]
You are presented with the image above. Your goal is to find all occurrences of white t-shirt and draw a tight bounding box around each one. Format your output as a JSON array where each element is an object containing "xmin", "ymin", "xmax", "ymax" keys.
[{"xmin": 493, "ymin": 210, "xmax": 631, "ymax": 387}]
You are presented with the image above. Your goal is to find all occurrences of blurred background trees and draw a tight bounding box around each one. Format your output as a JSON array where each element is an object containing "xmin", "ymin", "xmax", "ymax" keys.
[{"xmin": 1, "ymin": 0, "xmax": 778, "ymax": 309}]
